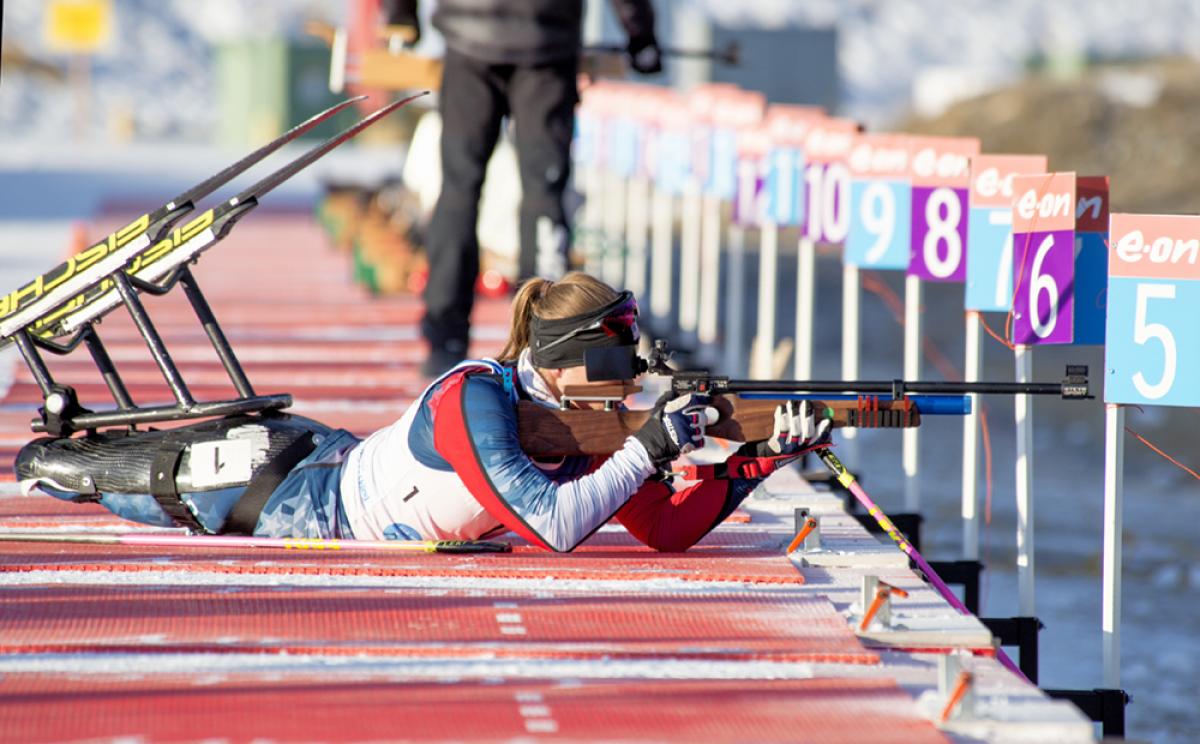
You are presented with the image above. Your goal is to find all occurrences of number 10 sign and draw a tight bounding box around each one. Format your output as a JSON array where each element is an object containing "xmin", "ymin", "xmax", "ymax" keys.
[{"xmin": 1105, "ymin": 214, "xmax": 1200, "ymax": 407}]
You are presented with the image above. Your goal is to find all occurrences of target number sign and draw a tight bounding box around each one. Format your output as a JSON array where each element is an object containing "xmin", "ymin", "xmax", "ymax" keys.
[{"xmin": 1105, "ymin": 213, "xmax": 1200, "ymax": 406}]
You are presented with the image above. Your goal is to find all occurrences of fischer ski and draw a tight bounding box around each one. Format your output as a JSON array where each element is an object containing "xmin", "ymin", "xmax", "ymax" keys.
[
  {"xmin": 0, "ymin": 94, "xmax": 375, "ymax": 345},
  {"xmin": 18, "ymin": 92, "xmax": 425, "ymax": 342}
]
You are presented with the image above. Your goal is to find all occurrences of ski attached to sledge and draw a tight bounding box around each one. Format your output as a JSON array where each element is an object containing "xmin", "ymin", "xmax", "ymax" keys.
[
  {"xmin": 0, "ymin": 94, "xmax": 380, "ymax": 345},
  {"xmin": 15, "ymin": 93, "xmax": 422, "ymax": 343}
]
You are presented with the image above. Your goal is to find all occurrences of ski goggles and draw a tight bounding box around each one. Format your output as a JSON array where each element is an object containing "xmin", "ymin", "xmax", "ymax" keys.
[{"xmin": 530, "ymin": 291, "xmax": 640, "ymax": 369}]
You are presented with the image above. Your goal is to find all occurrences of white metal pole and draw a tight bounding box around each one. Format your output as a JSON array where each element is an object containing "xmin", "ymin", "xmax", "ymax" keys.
[
  {"xmin": 678, "ymin": 180, "xmax": 703, "ymax": 342},
  {"xmin": 840, "ymin": 263, "xmax": 861, "ymax": 464},
  {"xmin": 961, "ymin": 310, "xmax": 982, "ymax": 560},
  {"xmin": 754, "ymin": 223, "xmax": 779, "ymax": 378},
  {"xmin": 902, "ymin": 274, "xmax": 923, "ymax": 512},
  {"xmin": 697, "ymin": 194, "xmax": 722, "ymax": 365},
  {"xmin": 1102, "ymin": 403, "xmax": 1126, "ymax": 687},
  {"xmin": 602, "ymin": 173, "xmax": 628, "ymax": 287},
  {"xmin": 1014, "ymin": 343, "xmax": 1036, "ymax": 616},
  {"xmin": 649, "ymin": 186, "xmax": 674, "ymax": 330},
  {"xmin": 724, "ymin": 224, "xmax": 746, "ymax": 376},
  {"xmin": 794, "ymin": 237, "xmax": 817, "ymax": 379},
  {"xmin": 625, "ymin": 176, "xmax": 651, "ymax": 299}
]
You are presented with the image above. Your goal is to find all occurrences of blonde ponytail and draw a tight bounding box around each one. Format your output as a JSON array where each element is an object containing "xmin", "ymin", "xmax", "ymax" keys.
[
  {"xmin": 497, "ymin": 278, "xmax": 553, "ymax": 362},
  {"xmin": 496, "ymin": 272, "xmax": 618, "ymax": 364}
]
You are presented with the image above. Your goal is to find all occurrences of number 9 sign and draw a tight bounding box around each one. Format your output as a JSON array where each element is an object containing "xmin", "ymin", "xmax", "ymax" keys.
[
  {"xmin": 1105, "ymin": 214, "xmax": 1200, "ymax": 407},
  {"xmin": 845, "ymin": 134, "xmax": 911, "ymax": 269},
  {"xmin": 907, "ymin": 136, "xmax": 980, "ymax": 282}
]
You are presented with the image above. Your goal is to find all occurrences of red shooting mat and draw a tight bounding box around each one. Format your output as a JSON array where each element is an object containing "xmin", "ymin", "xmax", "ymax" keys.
[
  {"xmin": 0, "ymin": 585, "xmax": 869, "ymax": 663},
  {"xmin": 0, "ymin": 675, "xmax": 949, "ymax": 744}
]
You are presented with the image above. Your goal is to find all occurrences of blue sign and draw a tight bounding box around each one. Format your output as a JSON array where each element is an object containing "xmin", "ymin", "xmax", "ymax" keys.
[
  {"xmin": 1104, "ymin": 213, "xmax": 1200, "ymax": 407},
  {"xmin": 1105, "ymin": 278, "xmax": 1200, "ymax": 406},
  {"xmin": 609, "ymin": 118, "xmax": 640, "ymax": 178},
  {"xmin": 706, "ymin": 128, "xmax": 739, "ymax": 200},
  {"xmin": 764, "ymin": 147, "xmax": 804, "ymax": 226},
  {"xmin": 845, "ymin": 179, "xmax": 910, "ymax": 269},
  {"xmin": 1073, "ymin": 232, "xmax": 1107, "ymax": 345},
  {"xmin": 965, "ymin": 206, "xmax": 1014, "ymax": 311}
]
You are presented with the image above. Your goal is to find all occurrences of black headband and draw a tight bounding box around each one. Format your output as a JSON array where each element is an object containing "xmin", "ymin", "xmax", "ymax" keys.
[{"xmin": 529, "ymin": 290, "xmax": 640, "ymax": 368}]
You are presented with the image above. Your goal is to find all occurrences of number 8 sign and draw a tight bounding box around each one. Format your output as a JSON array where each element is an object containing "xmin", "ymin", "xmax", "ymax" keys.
[
  {"xmin": 908, "ymin": 136, "xmax": 980, "ymax": 282},
  {"xmin": 1105, "ymin": 214, "xmax": 1200, "ymax": 407}
]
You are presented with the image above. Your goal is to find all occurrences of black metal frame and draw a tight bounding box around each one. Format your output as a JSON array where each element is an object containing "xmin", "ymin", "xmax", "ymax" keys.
[
  {"xmin": 11, "ymin": 264, "xmax": 289, "ymax": 437},
  {"xmin": 1044, "ymin": 688, "xmax": 1130, "ymax": 739}
]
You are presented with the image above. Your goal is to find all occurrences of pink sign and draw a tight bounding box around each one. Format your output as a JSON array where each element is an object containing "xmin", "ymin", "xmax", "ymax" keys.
[
  {"xmin": 847, "ymin": 134, "xmax": 909, "ymax": 179},
  {"xmin": 763, "ymin": 104, "xmax": 825, "ymax": 147},
  {"xmin": 803, "ymin": 118, "xmax": 859, "ymax": 165},
  {"xmin": 969, "ymin": 154, "xmax": 1047, "ymax": 209},
  {"xmin": 1011, "ymin": 172, "xmax": 1076, "ymax": 233},
  {"xmin": 908, "ymin": 136, "xmax": 980, "ymax": 188},
  {"xmin": 1109, "ymin": 214, "xmax": 1200, "ymax": 281}
]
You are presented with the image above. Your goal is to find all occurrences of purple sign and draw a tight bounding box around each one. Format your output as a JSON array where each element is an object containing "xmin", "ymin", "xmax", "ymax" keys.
[
  {"xmin": 733, "ymin": 157, "xmax": 765, "ymax": 227},
  {"xmin": 1011, "ymin": 229, "xmax": 1075, "ymax": 344},
  {"xmin": 909, "ymin": 186, "xmax": 969, "ymax": 281}
]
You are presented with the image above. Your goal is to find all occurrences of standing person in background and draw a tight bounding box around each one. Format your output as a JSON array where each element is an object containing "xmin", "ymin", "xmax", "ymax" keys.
[{"xmin": 381, "ymin": 0, "xmax": 662, "ymax": 377}]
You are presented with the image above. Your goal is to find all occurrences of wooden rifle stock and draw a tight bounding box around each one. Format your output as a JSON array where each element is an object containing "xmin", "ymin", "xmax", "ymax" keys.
[{"xmin": 517, "ymin": 396, "xmax": 920, "ymax": 458}]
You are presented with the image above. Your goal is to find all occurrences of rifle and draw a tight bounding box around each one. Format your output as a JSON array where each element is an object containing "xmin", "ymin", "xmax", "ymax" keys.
[{"xmin": 516, "ymin": 340, "xmax": 1091, "ymax": 458}]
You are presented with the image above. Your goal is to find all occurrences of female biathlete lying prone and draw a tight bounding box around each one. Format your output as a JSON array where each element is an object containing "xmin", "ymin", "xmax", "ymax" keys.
[{"xmin": 28, "ymin": 272, "xmax": 830, "ymax": 552}]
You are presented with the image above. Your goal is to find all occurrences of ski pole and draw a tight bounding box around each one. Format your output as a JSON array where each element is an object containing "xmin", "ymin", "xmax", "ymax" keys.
[
  {"xmin": 0, "ymin": 532, "xmax": 511, "ymax": 555},
  {"xmin": 813, "ymin": 447, "xmax": 1029, "ymax": 683}
]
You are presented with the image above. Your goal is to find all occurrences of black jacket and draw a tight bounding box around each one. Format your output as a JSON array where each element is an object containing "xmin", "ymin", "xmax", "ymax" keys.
[{"xmin": 384, "ymin": 0, "xmax": 656, "ymax": 66}]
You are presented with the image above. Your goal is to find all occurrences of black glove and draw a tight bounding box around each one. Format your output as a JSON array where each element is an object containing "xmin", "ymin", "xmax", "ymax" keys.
[
  {"xmin": 634, "ymin": 392, "xmax": 710, "ymax": 466},
  {"xmin": 736, "ymin": 401, "xmax": 831, "ymax": 459},
  {"xmin": 381, "ymin": 0, "xmax": 421, "ymax": 46},
  {"xmin": 627, "ymin": 33, "xmax": 663, "ymax": 75}
]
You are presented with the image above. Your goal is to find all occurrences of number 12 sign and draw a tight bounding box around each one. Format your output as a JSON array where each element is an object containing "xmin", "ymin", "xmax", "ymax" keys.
[
  {"xmin": 1105, "ymin": 214, "xmax": 1200, "ymax": 407},
  {"xmin": 908, "ymin": 136, "xmax": 980, "ymax": 281},
  {"xmin": 1010, "ymin": 173, "xmax": 1076, "ymax": 344}
]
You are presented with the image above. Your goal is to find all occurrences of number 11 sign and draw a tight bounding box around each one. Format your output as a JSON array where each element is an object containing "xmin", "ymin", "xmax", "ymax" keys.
[{"xmin": 1105, "ymin": 214, "xmax": 1200, "ymax": 407}]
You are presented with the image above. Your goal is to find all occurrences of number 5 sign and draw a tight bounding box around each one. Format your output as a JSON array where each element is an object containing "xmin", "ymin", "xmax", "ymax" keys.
[
  {"xmin": 1010, "ymin": 173, "xmax": 1076, "ymax": 344},
  {"xmin": 1105, "ymin": 214, "xmax": 1200, "ymax": 407},
  {"xmin": 908, "ymin": 136, "xmax": 980, "ymax": 281}
]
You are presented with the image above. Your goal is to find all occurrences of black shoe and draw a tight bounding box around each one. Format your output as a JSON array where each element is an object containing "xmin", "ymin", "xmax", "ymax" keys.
[{"xmin": 421, "ymin": 345, "xmax": 466, "ymax": 379}]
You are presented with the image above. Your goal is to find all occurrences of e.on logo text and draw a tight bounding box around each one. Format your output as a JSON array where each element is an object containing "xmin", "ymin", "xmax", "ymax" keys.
[
  {"xmin": 1109, "ymin": 213, "xmax": 1200, "ymax": 280},
  {"xmin": 1010, "ymin": 172, "xmax": 1075, "ymax": 233},
  {"xmin": 912, "ymin": 148, "xmax": 968, "ymax": 182}
]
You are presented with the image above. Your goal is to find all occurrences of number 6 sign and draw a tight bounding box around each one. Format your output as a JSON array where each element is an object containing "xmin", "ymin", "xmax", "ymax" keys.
[
  {"xmin": 908, "ymin": 136, "xmax": 980, "ymax": 281},
  {"xmin": 1011, "ymin": 173, "xmax": 1076, "ymax": 344},
  {"xmin": 1105, "ymin": 214, "xmax": 1200, "ymax": 407}
]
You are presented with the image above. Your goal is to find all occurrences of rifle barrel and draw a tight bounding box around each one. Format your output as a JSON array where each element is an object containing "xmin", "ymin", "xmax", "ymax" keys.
[{"xmin": 719, "ymin": 379, "xmax": 1074, "ymax": 397}]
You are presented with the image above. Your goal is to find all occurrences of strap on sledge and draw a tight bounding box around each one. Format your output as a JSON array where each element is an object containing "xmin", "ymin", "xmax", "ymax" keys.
[
  {"xmin": 220, "ymin": 432, "xmax": 318, "ymax": 536},
  {"xmin": 150, "ymin": 435, "xmax": 207, "ymax": 534}
]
